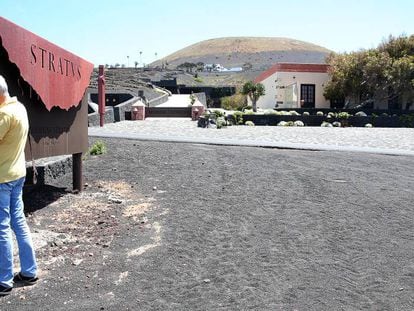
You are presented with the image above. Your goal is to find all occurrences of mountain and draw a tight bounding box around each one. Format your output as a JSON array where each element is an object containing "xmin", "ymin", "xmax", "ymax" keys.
[{"xmin": 151, "ymin": 37, "xmax": 331, "ymax": 70}]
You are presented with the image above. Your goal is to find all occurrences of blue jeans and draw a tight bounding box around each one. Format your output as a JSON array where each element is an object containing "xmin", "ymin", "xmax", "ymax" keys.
[{"xmin": 0, "ymin": 177, "xmax": 37, "ymax": 288}]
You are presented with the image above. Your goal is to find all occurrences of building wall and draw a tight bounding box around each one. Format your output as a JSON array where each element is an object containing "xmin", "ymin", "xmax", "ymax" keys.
[{"xmin": 256, "ymin": 71, "xmax": 330, "ymax": 109}]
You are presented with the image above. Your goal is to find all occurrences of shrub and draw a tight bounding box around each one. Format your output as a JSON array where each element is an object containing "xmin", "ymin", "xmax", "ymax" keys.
[
  {"xmin": 332, "ymin": 121, "xmax": 342, "ymax": 127},
  {"xmin": 213, "ymin": 110, "xmax": 225, "ymax": 118},
  {"xmin": 243, "ymin": 109, "xmax": 255, "ymax": 115},
  {"xmin": 316, "ymin": 111, "xmax": 324, "ymax": 116},
  {"xmin": 321, "ymin": 121, "xmax": 333, "ymax": 127},
  {"xmin": 338, "ymin": 112, "xmax": 351, "ymax": 119},
  {"xmin": 327, "ymin": 112, "xmax": 336, "ymax": 119},
  {"xmin": 220, "ymin": 94, "xmax": 247, "ymax": 111},
  {"xmin": 245, "ymin": 121, "xmax": 255, "ymax": 126},
  {"xmin": 231, "ymin": 111, "xmax": 244, "ymax": 125},
  {"xmin": 302, "ymin": 112, "xmax": 310, "ymax": 116},
  {"xmin": 355, "ymin": 111, "xmax": 367, "ymax": 117},
  {"xmin": 293, "ymin": 120, "xmax": 305, "ymax": 127},
  {"xmin": 89, "ymin": 140, "xmax": 107, "ymax": 155},
  {"xmin": 264, "ymin": 109, "xmax": 278, "ymax": 115},
  {"xmin": 216, "ymin": 117, "xmax": 227, "ymax": 129},
  {"xmin": 190, "ymin": 93, "xmax": 196, "ymax": 105},
  {"xmin": 365, "ymin": 123, "xmax": 373, "ymax": 127},
  {"xmin": 399, "ymin": 114, "xmax": 414, "ymax": 127}
]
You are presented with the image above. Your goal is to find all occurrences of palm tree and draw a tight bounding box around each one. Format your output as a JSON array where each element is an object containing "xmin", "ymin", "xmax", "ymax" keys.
[{"xmin": 242, "ymin": 81, "xmax": 265, "ymax": 112}]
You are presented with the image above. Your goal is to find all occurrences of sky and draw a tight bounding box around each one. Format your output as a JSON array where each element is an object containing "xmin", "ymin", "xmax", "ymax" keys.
[{"xmin": 1, "ymin": 0, "xmax": 413, "ymax": 67}]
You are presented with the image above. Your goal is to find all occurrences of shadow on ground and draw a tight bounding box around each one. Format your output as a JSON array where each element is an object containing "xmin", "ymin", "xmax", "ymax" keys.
[{"xmin": 23, "ymin": 184, "xmax": 68, "ymax": 213}]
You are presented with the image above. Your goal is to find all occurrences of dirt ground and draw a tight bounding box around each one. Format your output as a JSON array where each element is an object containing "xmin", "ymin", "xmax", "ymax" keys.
[{"xmin": 2, "ymin": 138, "xmax": 413, "ymax": 310}]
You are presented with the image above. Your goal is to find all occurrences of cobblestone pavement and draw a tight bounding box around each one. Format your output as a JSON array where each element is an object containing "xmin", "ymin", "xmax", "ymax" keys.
[{"xmin": 89, "ymin": 118, "xmax": 414, "ymax": 156}]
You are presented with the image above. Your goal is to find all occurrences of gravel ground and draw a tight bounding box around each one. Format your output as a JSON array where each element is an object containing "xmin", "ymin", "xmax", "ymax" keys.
[{"xmin": 2, "ymin": 138, "xmax": 414, "ymax": 310}]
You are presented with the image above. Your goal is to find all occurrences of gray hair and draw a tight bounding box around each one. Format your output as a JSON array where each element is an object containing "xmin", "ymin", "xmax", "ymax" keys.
[{"xmin": 0, "ymin": 75, "xmax": 9, "ymax": 96}]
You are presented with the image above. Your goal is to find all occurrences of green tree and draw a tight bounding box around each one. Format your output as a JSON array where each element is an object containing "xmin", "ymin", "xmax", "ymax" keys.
[
  {"xmin": 324, "ymin": 34, "xmax": 414, "ymax": 109},
  {"xmin": 241, "ymin": 81, "xmax": 265, "ymax": 112}
]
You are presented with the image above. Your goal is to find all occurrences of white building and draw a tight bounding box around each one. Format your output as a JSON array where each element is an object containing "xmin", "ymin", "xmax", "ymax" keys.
[
  {"xmin": 254, "ymin": 63, "xmax": 330, "ymax": 109},
  {"xmin": 204, "ymin": 63, "xmax": 226, "ymax": 72}
]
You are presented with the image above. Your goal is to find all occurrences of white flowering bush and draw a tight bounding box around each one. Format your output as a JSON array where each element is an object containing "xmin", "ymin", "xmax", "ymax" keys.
[
  {"xmin": 277, "ymin": 121, "xmax": 288, "ymax": 126},
  {"xmin": 316, "ymin": 111, "xmax": 324, "ymax": 116},
  {"xmin": 245, "ymin": 120, "xmax": 255, "ymax": 126},
  {"xmin": 321, "ymin": 121, "xmax": 333, "ymax": 127},
  {"xmin": 355, "ymin": 111, "xmax": 368, "ymax": 117},
  {"xmin": 293, "ymin": 120, "xmax": 304, "ymax": 127},
  {"xmin": 289, "ymin": 110, "xmax": 301, "ymax": 116},
  {"xmin": 332, "ymin": 121, "xmax": 341, "ymax": 127},
  {"xmin": 365, "ymin": 123, "xmax": 373, "ymax": 128},
  {"xmin": 327, "ymin": 112, "xmax": 336, "ymax": 119},
  {"xmin": 264, "ymin": 109, "xmax": 278, "ymax": 115},
  {"xmin": 302, "ymin": 112, "xmax": 310, "ymax": 116}
]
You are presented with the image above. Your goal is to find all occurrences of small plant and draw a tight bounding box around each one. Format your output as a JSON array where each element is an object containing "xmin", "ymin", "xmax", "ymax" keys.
[
  {"xmin": 264, "ymin": 109, "xmax": 278, "ymax": 115},
  {"xmin": 355, "ymin": 111, "xmax": 367, "ymax": 117},
  {"xmin": 302, "ymin": 111, "xmax": 310, "ymax": 116},
  {"xmin": 243, "ymin": 109, "xmax": 255, "ymax": 115},
  {"xmin": 316, "ymin": 111, "xmax": 324, "ymax": 116},
  {"xmin": 189, "ymin": 93, "xmax": 196, "ymax": 105},
  {"xmin": 293, "ymin": 120, "xmax": 304, "ymax": 127},
  {"xmin": 245, "ymin": 120, "xmax": 255, "ymax": 126},
  {"xmin": 216, "ymin": 117, "xmax": 227, "ymax": 129},
  {"xmin": 332, "ymin": 121, "xmax": 342, "ymax": 127},
  {"xmin": 213, "ymin": 110, "xmax": 225, "ymax": 118},
  {"xmin": 327, "ymin": 112, "xmax": 336, "ymax": 119},
  {"xmin": 321, "ymin": 121, "xmax": 333, "ymax": 127},
  {"xmin": 399, "ymin": 114, "xmax": 414, "ymax": 127},
  {"xmin": 89, "ymin": 140, "xmax": 107, "ymax": 156},
  {"xmin": 365, "ymin": 123, "xmax": 373, "ymax": 128},
  {"xmin": 232, "ymin": 111, "xmax": 244, "ymax": 125},
  {"xmin": 338, "ymin": 112, "xmax": 351, "ymax": 119}
]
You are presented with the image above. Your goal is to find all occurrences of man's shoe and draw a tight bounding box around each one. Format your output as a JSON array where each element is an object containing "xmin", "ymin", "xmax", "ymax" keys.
[
  {"xmin": 0, "ymin": 284, "xmax": 12, "ymax": 296},
  {"xmin": 13, "ymin": 272, "xmax": 38, "ymax": 286}
]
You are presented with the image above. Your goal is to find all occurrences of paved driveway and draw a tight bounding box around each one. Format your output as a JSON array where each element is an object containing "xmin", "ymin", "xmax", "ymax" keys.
[{"xmin": 89, "ymin": 118, "xmax": 414, "ymax": 156}]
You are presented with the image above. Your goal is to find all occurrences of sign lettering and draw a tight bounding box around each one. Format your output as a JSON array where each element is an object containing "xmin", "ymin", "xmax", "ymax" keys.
[{"xmin": 30, "ymin": 44, "xmax": 82, "ymax": 80}]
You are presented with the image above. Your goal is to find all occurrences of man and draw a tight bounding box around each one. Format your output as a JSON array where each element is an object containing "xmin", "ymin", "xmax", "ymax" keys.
[{"xmin": 0, "ymin": 75, "xmax": 38, "ymax": 296}]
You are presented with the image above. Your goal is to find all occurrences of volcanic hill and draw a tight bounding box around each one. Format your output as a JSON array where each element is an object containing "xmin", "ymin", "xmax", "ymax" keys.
[{"xmin": 151, "ymin": 37, "xmax": 331, "ymax": 70}]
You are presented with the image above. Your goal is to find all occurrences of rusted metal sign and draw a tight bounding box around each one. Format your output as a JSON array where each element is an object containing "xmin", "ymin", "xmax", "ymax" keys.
[
  {"xmin": 0, "ymin": 17, "xmax": 94, "ymax": 190},
  {"xmin": 0, "ymin": 16, "xmax": 93, "ymax": 111}
]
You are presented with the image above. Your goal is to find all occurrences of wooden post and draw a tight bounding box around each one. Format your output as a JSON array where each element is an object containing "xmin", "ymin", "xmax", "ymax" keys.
[
  {"xmin": 72, "ymin": 152, "xmax": 83, "ymax": 192},
  {"xmin": 98, "ymin": 65, "xmax": 105, "ymax": 127}
]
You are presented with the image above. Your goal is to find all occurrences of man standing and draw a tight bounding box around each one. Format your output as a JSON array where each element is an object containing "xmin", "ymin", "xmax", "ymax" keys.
[{"xmin": 0, "ymin": 75, "xmax": 38, "ymax": 296}]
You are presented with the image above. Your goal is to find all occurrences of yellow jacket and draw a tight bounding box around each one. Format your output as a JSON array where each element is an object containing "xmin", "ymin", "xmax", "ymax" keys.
[{"xmin": 0, "ymin": 97, "xmax": 29, "ymax": 183}]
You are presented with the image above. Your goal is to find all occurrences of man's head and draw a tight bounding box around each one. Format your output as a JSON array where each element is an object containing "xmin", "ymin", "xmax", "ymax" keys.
[{"xmin": 0, "ymin": 75, "xmax": 9, "ymax": 104}]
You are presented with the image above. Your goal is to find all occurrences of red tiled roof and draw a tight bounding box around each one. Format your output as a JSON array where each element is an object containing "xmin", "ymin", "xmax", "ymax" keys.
[{"xmin": 255, "ymin": 63, "xmax": 329, "ymax": 83}]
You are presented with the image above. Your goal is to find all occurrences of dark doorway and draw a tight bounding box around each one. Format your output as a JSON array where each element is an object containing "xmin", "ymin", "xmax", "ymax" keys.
[{"xmin": 301, "ymin": 84, "xmax": 315, "ymax": 108}]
